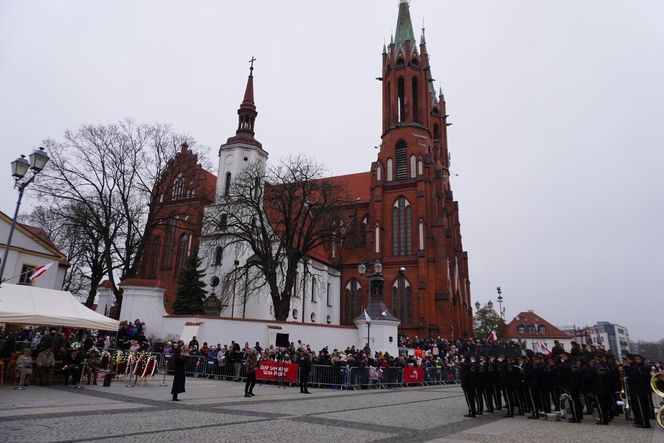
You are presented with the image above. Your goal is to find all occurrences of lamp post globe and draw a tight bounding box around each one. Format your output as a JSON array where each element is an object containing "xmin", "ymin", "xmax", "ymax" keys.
[
  {"xmin": 373, "ymin": 260, "xmax": 383, "ymax": 275},
  {"xmin": 11, "ymin": 155, "xmax": 30, "ymax": 179},
  {"xmin": 475, "ymin": 301, "xmax": 480, "ymax": 311},
  {"xmin": 357, "ymin": 262, "xmax": 367, "ymax": 276},
  {"xmin": 29, "ymin": 147, "xmax": 50, "ymax": 172},
  {"xmin": 487, "ymin": 300, "xmax": 493, "ymax": 310}
]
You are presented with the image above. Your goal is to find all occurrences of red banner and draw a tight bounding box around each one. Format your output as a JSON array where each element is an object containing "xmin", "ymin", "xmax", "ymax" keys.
[
  {"xmin": 402, "ymin": 367, "xmax": 424, "ymax": 384},
  {"xmin": 256, "ymin": 361, "xmax": 299, "ymax": 383}
]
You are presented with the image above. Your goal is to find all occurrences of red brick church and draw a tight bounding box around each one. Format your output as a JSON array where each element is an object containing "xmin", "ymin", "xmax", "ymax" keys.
[{"xmin": 135, "ymin": 0, "xmax": 473, "ymax": 338}]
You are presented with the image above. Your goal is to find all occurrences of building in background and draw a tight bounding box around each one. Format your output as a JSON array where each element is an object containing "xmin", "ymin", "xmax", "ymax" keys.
[
  {"xmin": 560, "ymin": 321, "xmax": 631, "ymax": 362},
  {"xmin": 126, "ymin": 0, "xmax": 473, "ymax": 338},
  {"xmin": 0, "ymin": 211, "xmax": 68, "ymax": 290},
  {"xmin": 507, "ymin": 310, "xmax": 573, "ymax": 353}
]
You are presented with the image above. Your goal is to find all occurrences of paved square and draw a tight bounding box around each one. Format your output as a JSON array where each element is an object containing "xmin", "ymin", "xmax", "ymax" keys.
[{"xmin": 0, "ymin": 379, "xmax": 661, "ymax": 442}]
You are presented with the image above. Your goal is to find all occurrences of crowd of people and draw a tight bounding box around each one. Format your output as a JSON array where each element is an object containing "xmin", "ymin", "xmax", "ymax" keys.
[
  {"xmin": 458, "ymin": 342, "xmax": 662, "ymax": 430},
  {"xmin": 2, "ymin": 324, "xmax": 662, "ymax": 428}
]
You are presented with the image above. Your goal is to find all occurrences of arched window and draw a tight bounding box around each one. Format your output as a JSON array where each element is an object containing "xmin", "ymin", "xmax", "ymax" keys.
[
  {"xmin": 174, "ymin": 234, "xmax": 189, "ymax": 276},
  {"xmin": 433, "ymin": 123, "xmax": 441, "ymax": 142},
  {"xmin": 418, "ymin": 220, "xmax": 424, "ymax": 251},
  {"xmin": 376, "ymin": 164, "xmax": 382, "ymax": 181},
  {"xmin": 311, "ymin": 276, "xmax": 317, "ymax": 302},
  {"xmin": 149, "ymin": 236, "xmax": 161, "ymax": 277},
  {"xmin": 417, "ymin": 159, "xmax": 423, "ymax": 176},
  {"xmin": 392, "ymin": 197, "xmax": 412, "ymax": 256},
  {"xmin": 374, "ymin": 224, "xmax": 381, "ymax": 254},
  {"xmin": 343, "ymin": 280, "xmax": 362, "ymax": 325},
  {"xmin": 162, "ymin": 216, "xmax": 178, "ymax": 269},
  {"xmin": 224, "ymin": 172, "xmax": 232, "ymax": 196},
  {"xmin": 359, "ymin": 216, "xmax": 368, "ymax": 247},
  {"xmin": 293, "ymin": 271, "xmax": 300, "ymax": 298},
  {"xmin": 395, "ymin": 140, "xmax": 407, "ymax": 180},
  {"xmin": 397, "ymin": 76, "xmax": 405, "ymax": 122},
  {"xmin": 386, "ymin": 158, "xmax": 393, "ymax": 181},
  {"xmin": 410, "ymin": 155, "xmax": 417, "ymax": 178},
  {"xmin": 391, "ymin": 276, "xmax": 412, "ymax": 324},
  {"xmin": 412, "ymin": 77, "xmax": 419, "ymax": 123},
  {"xmin": 214, "ymin": 246, "xmax": 223, "ymax": 266},
  {"xmin": 171, "ymin": 173, "xmax": 185, "ymax": 199}
]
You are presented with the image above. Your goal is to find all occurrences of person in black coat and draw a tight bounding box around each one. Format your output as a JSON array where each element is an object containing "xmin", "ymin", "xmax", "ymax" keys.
[
  {"xmin": 171, "ymin": 346, "xmax": 187, "ymax": 401},
  {"xmin": 298, "ymin": 350, "xmax": 312, "ymax": 394}
]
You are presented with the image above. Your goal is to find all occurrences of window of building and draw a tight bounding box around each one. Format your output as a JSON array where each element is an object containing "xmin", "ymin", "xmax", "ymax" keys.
[
  {"xmin": 148, "ymin": 236, "xmax": 161, "ymax": 277},
  {"xmin": 19, "ymin": 264, "xmax": 36, "ymax": 285},
  {"xmin": 376, "ymin": 164, "xmax": 382, "ymax": 181},
  {"xmin": 342, "ymin": 280, "xmax": 362, "ymax": 325},
  {"xmin": 527, "ymin": 325, "xmax": 535, "ymax": 333},
  {"xmin": 224, "ymin": 172, "xmax": 232, "ymax": 196},
  {"xmin": 391, "ymin": 276, "xmax": 412, "ymax": 324},
  {"xmin": 539, "ymin": 326, "xmax": 546, "ymax": 334},
  {"xmin": 292, "ymin": 309, "xmax": 298, "ymax": 320},
  {"xmin": 375, "ymin": 224, "xmax": 381, "ymax": 254},
  {"xmin": 311, "ymin": 276, "xmax": 317, "ymax": 302},
  {"xmin": 214, "ymin": 246, "xmax": 223, "ymax": 266},
  {"xmin": 174, "ymin": 234, "xmax": 189, "ymax": 276},
  {"xmin": 397, "ymin": 76, "xmax": 405, "ymax": 122},
  {"xmin": 219, "ymin": 213, "xmax": 228, "ymax": 230},
  {"xmin": 386, "ymin": 158, "xmax": 393, "ymax": 181},
  {"xmin": 326, "ymin": 315, "xmax": 332, "ymax": 324},
  {"xmin": 162, "ymin": 216, "xmax": 177, "ymax": 269},
  {"xmin": 310, "ymin": 312, "xmax": 316, "ymax": 323},
  {"xmin": 293, "ymin": 271, "xmax": 300, "ymax": 298},
  {"xmin": 410, "ymin": 155, "xmax": 417, "ymax": 178},
  {"xmin": 171, "ymin": 173, "xmax": 185, "ymax": 199},
  {"xmin": 395, "ymin": 140, "xmax": 407, "ymax": 180},
  {"xmin": 417, "ymin": 159, "xmax": 423, "ymax": 176},
  {"xmin": 327, "ymin": 283, "xmax": 332, "ymax": 307},
  {"xmin": 518, "ymin": 326, "xmax": 526, "ymax": 334},
  {"xmin": 418, "ymin": 221, "xmax": 424, "ymax": 251},
  {"xmin": 392, "ymin": 197, "xmax": 412, "ymax": 256},
  {"xmin": 412, "ymin": 76, "xmax": 419, "ymax": 123}
]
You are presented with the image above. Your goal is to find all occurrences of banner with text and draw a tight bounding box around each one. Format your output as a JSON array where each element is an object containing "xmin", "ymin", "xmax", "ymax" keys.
[{"xmin": 256, "ymin": 361, "xmax": 299, "ymax": 383}]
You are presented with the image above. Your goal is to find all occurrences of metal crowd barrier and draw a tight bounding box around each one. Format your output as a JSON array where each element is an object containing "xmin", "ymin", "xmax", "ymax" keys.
[
  {"xmin": 308, "ymin": 365, "xmax": 350, "ymax": 389},
  {"xmin": 381, "ymin": 367, "xmax": 404, "ymax": 388}
]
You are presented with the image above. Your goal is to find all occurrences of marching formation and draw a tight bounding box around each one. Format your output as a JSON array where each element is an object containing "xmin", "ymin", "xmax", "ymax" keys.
[{"xmin": 460, "ymin": 346, "xmax": 660, "ymax": 429}]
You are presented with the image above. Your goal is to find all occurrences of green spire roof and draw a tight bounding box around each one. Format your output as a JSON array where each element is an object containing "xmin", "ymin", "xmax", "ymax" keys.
[{"xmin": 395, "ymin": 0, "xmax": 415, "ymax": 46}]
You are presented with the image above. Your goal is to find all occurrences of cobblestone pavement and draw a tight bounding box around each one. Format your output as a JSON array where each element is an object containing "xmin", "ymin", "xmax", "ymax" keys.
[{"xmin": 0, "ymin": 378, "xmax": 662, "ymax": 442}]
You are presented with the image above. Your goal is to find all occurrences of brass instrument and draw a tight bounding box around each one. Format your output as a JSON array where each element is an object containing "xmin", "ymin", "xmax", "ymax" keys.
[
  {"xmin": 618, "ymin": 366, "xmax": 630, "ymax": 421},
  {"xmin": 651, "ymin": 372, "xmax": 664, "ymax": 430}
]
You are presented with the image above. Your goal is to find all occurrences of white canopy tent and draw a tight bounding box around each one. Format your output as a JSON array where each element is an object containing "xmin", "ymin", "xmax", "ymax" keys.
[{"xmin": 0, "ymin": 283, "xmax": 119, "ymax": 331}]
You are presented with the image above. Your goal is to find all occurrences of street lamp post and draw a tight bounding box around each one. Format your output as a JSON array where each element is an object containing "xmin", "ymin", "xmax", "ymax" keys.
[
  {"xmin": 357, "ymin": 260, "xmax": 385, "ymax": 353},
  {"xmin": 0, "ymin": 147, "xmax": 50, "ymax": 284},
  {"xmin": 496, "ymin": 286, "xmax": 504, "ymax": 320}
]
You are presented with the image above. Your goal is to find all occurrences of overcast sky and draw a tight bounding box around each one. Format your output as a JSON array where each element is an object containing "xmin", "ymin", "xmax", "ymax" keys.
[{"xmin": 1, "ymin": 1, "xmax": 663, "ymax": 340}]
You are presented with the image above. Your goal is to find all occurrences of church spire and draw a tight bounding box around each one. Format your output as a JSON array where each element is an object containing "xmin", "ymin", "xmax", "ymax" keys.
[
  {"xmin": 227, "ymin": 58, "xmax": 262, "ymax": 149},
  {"xmin": 394, "ymin": 0, "xmax": 415, "ymax": 46}
]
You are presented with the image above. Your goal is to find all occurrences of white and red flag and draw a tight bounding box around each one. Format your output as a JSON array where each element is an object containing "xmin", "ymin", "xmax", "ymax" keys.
[
  {"xmin": 364, "ymin": 309, "xmax": 372, "ymax": 324},
  {"xmin": 488, "ymin": 330, "xmax": 498, "ymax": 342},
  {"xmin": 29, "ymin": 262, "xmax": 54, "ymax": 281}
]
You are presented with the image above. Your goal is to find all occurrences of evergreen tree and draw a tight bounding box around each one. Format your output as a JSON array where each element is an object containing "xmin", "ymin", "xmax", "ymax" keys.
[{"xmin": 172, "ymin": 248, "xmax": 207, "ymax": 315}]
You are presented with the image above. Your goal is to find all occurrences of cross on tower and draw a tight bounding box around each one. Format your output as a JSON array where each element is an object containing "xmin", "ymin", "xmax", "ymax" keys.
[{"xmin": 249, "ymin": 57, "xmax": 256, "ymax": 70}]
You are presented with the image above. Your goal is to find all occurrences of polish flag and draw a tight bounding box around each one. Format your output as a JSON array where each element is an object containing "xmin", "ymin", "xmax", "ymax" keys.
[
  {"xmin": 364, "ymin": 309, "xmax": 372, "ymax": 324},
  {"xmin": 381, "ymin": 310, "xmax": 388, "ymax": 317},
  {"xmin": 30, "ymin": 262, "xmax": 54, "ymax": 281}
]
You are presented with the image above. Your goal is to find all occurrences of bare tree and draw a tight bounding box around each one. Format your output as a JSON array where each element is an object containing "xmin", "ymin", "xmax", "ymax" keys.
[
  {"xmin": 205, "ymin": 155, "xmax": 348, "ymax": 321},
  {"xmin": 34, "ymin": 120, "xmax": 205, "ymax": 313},
  {"xmin": 21, "ymin": 202, "xmax": 108, "ymax": 307}
]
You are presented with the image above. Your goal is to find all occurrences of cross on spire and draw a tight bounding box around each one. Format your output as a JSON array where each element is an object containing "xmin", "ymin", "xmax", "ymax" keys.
[{"xmin": 249, "ymin": 56, "xmax": 256, "ymax": 71}]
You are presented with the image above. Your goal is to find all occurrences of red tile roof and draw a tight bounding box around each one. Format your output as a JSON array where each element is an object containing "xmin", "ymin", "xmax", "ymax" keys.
[
  {"xmin": 326, "ymin": 171, "xmax": 372, "ymax": 203},
  {"xmin": 507, "ymin": 310, "xmax": 571, "ymax": 339},
  {"xmin": 17, "ymin": 222, "xmax": 69, "ymax": 265}
]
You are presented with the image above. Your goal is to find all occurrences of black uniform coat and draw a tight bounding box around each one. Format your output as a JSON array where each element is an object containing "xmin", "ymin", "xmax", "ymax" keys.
[{"xmin": 171, "ymin": 353, "xmax": 186, "ymax": 395}]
